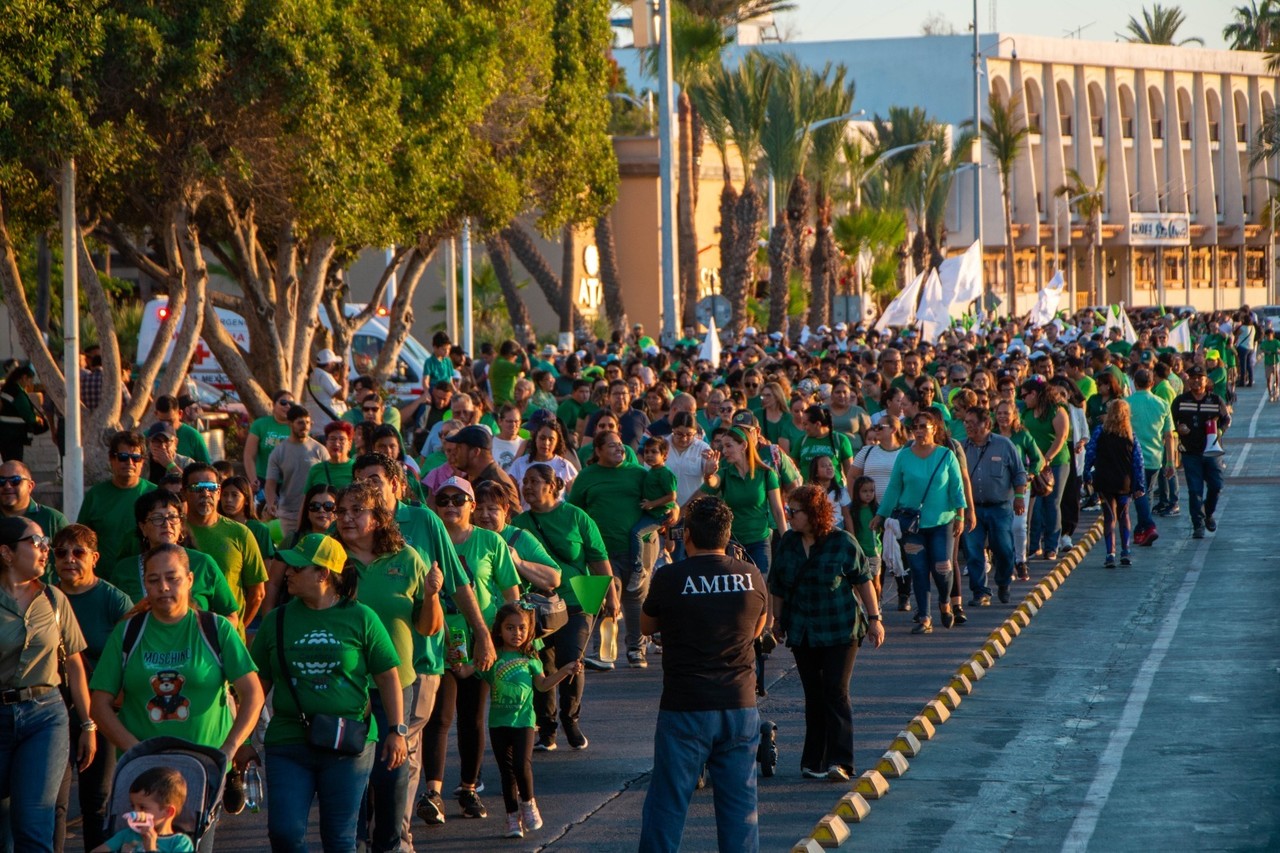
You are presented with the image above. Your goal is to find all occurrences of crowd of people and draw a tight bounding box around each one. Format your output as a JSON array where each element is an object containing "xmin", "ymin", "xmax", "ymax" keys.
[{"xmin": 0, "ymin": 304, "xmax": 1262, "ymax": 852}]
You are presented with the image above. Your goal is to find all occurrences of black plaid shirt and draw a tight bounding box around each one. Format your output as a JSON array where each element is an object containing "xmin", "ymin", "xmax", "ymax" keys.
[{"xmin": 768, "ymin": 529, "xmax": 872, "ymax": 648}]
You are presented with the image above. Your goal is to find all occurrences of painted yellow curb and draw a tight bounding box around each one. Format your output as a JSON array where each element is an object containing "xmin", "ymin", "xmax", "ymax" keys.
[
  {"xmin": 958, "ymin": 658, "xmax": 986, "ymax": 682},
  {"xmin": 922, "ymin": 698, "xmax": 952, "ymax": 724},
  {"xmin": 833, "ymin": 792, "xmax": 871, "ymax": 823},
  {"xmin": 983, "ymin": 636, "xmax": 1007, "ymax": 659},
  {"xmin": 973, "ymin": 648, "xmax": 995, "ymax": 668},
  {"xmin": 876, "ymin": 750, "xmax": 910, "ymax": 778},
  {"xmin": 1015, "ymin": 599, "xmax": 1039, "ymax": 619},
  {"xmin": 889, "ymin": 730, "xmax": 922, "ymax": 757},
  {"xmin": 937, "ymin": 686, "xmax": 963, "ymax": 711},
  {"xmin": 989, "ymin": 625, "xmax": 1012, "ymax": 645},
  {"xmin": 854, "ymin": 770, "xmax": 889, "ymax": 799},
  {"xmin": 1011, "ymin": 609, "xmax": 1031, "ymax": 628},
  {"xmin": 1001, "ymin": 618, "xmax": 1022, "ymax": 638},
  {"xmin": 907, "ymin": 715, "xmax": 936, "ymax": 741},
  {"xmin": 791, "ymin": 838, "xmax": 825, "ymax": 853},
  {"xmin": 949, "ymin": 672, "xmax": 974, "ymax": 696},
  {"xmin": 810, "ymin": 814, "xmax": 850, "ymax": 848}
]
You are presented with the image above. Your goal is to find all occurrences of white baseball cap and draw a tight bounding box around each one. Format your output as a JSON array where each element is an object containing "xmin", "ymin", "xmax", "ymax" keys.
[{"xmin": 315, "ymin": 348, "xmax": 342, "ymax": 366}]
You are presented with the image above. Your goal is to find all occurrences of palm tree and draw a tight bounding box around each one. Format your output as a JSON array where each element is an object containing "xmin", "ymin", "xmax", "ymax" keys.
[
  {"xmin": 1224, "ymin": 1, "xmax": 1280, "ymax": 50},
  {"xmin": 687, "ymin": 65, "xmax": 739, "ymax": 325},
  {"xmin": 1250, "ymin": 107, "xmax": 1280, "ymax": 166},
  {"xmin": 683, "ymin": 0, "xmax": 797, "ymax": 25},
  {"xmin": 806, "ymin": 68, "xmax": 855, "ymax": 328},
  {"xmin": 833, "ymin": 206, "xmax": 907, "ymax": 308},
  {"xmin": 980, "ymin": 91, "xmax": 1032, "ymax": 312},
  {"xmin": 1057, "ymin": 158, "xmax": 1108, "ymax": 308},
  {"xmin": 1119, "ymin": 5, "xmax": 1204, "ymax": 45},
  {"xmin": 760, "ymin": 55, "xmax": 820, "ymax": 333}
]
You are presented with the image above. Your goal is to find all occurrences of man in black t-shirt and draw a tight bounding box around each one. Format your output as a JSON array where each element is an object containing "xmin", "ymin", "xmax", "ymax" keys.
[{"xmin": 639, "ymin": 496, "xmax": 767, "ymax": 853}]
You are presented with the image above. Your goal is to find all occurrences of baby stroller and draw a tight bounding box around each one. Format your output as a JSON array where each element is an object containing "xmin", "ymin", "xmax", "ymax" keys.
[{"xmin": 105, "ymin": 736, "xmax": 228, "ymax": 852}]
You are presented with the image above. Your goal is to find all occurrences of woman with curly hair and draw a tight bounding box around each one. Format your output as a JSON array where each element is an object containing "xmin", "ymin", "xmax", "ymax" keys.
[
  {"xmin": 768, "ymin": 485, "xmax": 884, "ymax": 782},
  {"xmin": 335, "ymin": 478, "xmax": 443, "ymax": 852}
]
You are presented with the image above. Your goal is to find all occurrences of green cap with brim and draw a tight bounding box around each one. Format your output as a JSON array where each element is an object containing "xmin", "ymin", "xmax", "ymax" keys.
[{"xmin": 277, "ymin": 533, "xmax": 347, "ymax": 574}]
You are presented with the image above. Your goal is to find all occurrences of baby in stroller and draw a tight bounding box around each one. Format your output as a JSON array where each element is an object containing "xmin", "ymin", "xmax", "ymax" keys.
[
  {"xmin": 94, "ymin": 767, "xmax": 192, "ymax": 852},
  {"xmin": 98, "ymin": 737, "xmax": 227, "ymax": 853}
]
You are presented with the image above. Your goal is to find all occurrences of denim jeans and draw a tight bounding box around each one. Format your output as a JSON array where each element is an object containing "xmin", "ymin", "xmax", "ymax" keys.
[
  {"xmin": 362, "ymin": 686, "xmax": 413, "ymax": 853},
  {"xmin": 1157, "ymin": 465, "xmax": 1179, "ymax": 510},
  {"xmin": 964, "ymin": 503, "xmax": 1016, "ymax": 595},
  {"xmin": 741, "ymin": 539, "xmax": 772, "ymax": 577},
  {"xmin": 1133, "ymin": 468, "xmax": 1160, "ymax": 529},
  {"xmin": 1029, "ymin": 463, "xmax": 1069, "ymax": 555},
  {"xmin": 1181, "ymin": 454, "xmax": 1225, "ymax": 528},
  {"xmin": 901, "ymin": 523, "xmax": 955, "ymax": 620},
  {"xmin": 1237, "ymin": 346, "xmax": 1256, "ymax": 385},
  {"xmin": 535, "ymin": 609, "xmax": 594, "ymax": 739},
  {"xmin": 0, "ymin": 691, "xmax": 69, "ymax": 852},
  {"xmin": 790, "ymin": 643, "xmax": 859, "ymax": 773},
  {"xmin": 267, "ymin": 740, "xmax": 375, "ymax": 852},
  {"xmin": 629, "ymin": 517, "xmax": 663, "ymax": 572},
  {"xmin": 638, "ymin": 707, "xmax": 760, "ymax": 853},
  {"xmin": 609, "ymin": 552, "xmax": 651, "ymax": 654}
]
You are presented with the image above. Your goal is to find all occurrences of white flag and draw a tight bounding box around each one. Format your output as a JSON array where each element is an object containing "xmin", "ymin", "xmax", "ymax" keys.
[
  {"xmin": 875, "ymin": 270, "xmax": 924, "ymax": 332},
  {"xmin": 1027, "ymin": 271, "xmax": 1065, "ymax": 328},
  {"xmin": 937, "ymin": 241, "xmax": 984, "ymax": 319},
  {"xmin": 1167, "ymin": 317, "xmax": 1192, "ymax": 352},
  {"xmin": 699, "ymin": 315, "xmax": 722, "ymax": 364},
  {"xmin": 917, "ymin": 269, "xmax": 951, "ymax": 342}
]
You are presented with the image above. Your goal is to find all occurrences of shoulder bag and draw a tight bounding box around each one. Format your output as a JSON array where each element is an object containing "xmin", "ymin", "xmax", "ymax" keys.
[
  {"xmin": 889, "ymin": 451, "xmax": 947, "ymax": 536},
  {"xmin": 276, "ymin": 605, "xmax": 370, "ymax": 755},
  {"xmin": 513, "ymin": 522, "xmax": 569, "ymax": 638}
]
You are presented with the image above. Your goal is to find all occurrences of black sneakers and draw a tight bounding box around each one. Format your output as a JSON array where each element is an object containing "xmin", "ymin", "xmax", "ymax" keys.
[
  {"xmin": 458, "ymin": 788, "xmax": 487, "ymax": 819},
  {"xmin": 417, "ymin": 790, "xmax": 446, "ymax": 825},
  {"xmin": 564, "ymin": 721, "xmax": 589, "ymax": 751}
]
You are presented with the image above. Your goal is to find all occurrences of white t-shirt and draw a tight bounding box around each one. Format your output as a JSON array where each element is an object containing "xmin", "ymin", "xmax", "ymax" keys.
[
  {"xmin": 853, "ymin": 444, "xmax": 901, "ymax": 504},
  {"xmin": 666, "ymin": 438, "xmax": 712, "ymax": 505},
  {"xmin": 506, "ymin": 455, "xmax": 578, "ymax": 510},
  {"xmin": 305, "ymin": 367, "xmax": 346, "ymax": 433},
  {"xmin": 493, "ymin": 436, "xmax": 523, "ymax": 470}
]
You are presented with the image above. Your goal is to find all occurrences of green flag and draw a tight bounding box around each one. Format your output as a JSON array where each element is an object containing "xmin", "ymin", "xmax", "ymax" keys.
[{"xmin": 568, "ymin": 574, "xmax": 614, "ymax": 616}]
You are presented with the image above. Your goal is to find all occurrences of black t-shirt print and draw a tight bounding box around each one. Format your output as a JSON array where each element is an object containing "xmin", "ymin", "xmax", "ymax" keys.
[{"xmin": 642, "ymin": 554, "xmax": 767, "ymax": 712}]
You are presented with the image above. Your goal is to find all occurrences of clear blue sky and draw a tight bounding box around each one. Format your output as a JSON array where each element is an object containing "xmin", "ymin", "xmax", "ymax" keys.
[{"xmin": 775, "ymin": 1, "xmax": 1233, "ymax": 50}]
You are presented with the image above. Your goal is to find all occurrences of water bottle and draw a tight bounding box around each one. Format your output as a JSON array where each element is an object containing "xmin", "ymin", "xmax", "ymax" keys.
[
  {"xmin": 599, "ymin": 617, "xmax": 618, "ymax": 663},
  {"xmin": 245, "ymin": 763, "xmax": 264, "ymax": 814}
]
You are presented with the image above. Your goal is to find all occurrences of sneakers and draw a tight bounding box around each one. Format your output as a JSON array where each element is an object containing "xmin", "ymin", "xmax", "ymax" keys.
[
  {"xmin": 223, "ymin": 768, "xmax": 246, "ymax": 816},
  {"xmin": 997, "ymin": 585, "xmax": 1010, "ymax": 604},
  {"xmin": 627, "ymin": 649, "xmax": 648, "ymax": 669},
  {"xmin": 1059, "ymin": 534, "xmax": 1073, "ymax": 551},
  {"xmin": 969, "ymin": 594, "xmax": 991, "ymax": 607},
  {"xmin": 1134, "ymin": 523, "xmax": 1158, "ymax": 547},
  {"xmin": 520, "ymin": 799, "xmax": 543, "ymax": 831},
  {"xmin": 458, "ymin": 788, "xmax": 487, "ymax": 819},
  {"xmin": 1158, "ymin": 505, "xmax": 1180, "ymax": 517},
  {"xmin": 826, "ymin": 765, "xmax": 852, "ymax": 782},
  {"xmin": 1204, "ymin": 515, "xmax": 1217, "ymax": 532},
  {"xmin": 582, "ymin": 657, "xmax": 614, "ymax": 672},
  {"xmin": 1042, "ymin": 551, "xmax": 1058, "ymax": 562},
  {"xmin": 801, "ymin": 767, "xmax": 828, "ymax": 779},
  {"xmin": 505, "ymin": 812, "xmax": 523, "ymax": 839},
  {"xmin": 564, "ymin": 721, "xmax": 589, "ymax": 751},
  {"xmin": 911, "ymin": 620, "xmax": 933, "ymax": 634},
  {"xmin": 1016, "ymin": 562, "xmax": 1030, "ymax": 581},
  {"xmin": 939, "ymin": 608, "xmax": 955, "ymax": 629},
  {"xmin": 1120, "ymin": 553, "xmax": 1132, "ymax": 567},
  {"xmin": 952, "ymin": 605, "xmax": 967, "ymax": 625},
  {"xmin": 625, "ymin": 566, "xmax": 649, "ymax": 593},
  {"xmin": 897, "ymin": 594, "xmax": 911, "ymax": 611},
  {"xmin": 453, "ymin": 779, "xmax": 484, "ymax": 796},
  {"xmin": 1192, "ymin": 526, "xmax": 1205, "ymax": 539},
  {"xmin": 534, "ymin": 732, "xmax": 557, "ymax": 752},
  {"xmin": 417, "ymin": 790, "xmax": 446, "ymax": 825},
  {"xmin": 1104, "ymin": 554, "xmax": 1117, "ymax": 569}
]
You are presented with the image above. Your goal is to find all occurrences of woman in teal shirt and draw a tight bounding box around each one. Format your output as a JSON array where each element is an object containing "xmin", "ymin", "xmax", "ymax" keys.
[{"xmin": 872, "ymin": 410, "xmax": 967, "ymax": 634}]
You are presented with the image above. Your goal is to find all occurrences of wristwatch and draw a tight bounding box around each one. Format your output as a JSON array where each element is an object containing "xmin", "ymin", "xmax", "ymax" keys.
[
  {"xmin": 867, "ymin": 613, "xmax": 882, "ymax": 621},
  {"xmin": 393, "ymin": 723, "xmax": 409, "ymax": 737}
]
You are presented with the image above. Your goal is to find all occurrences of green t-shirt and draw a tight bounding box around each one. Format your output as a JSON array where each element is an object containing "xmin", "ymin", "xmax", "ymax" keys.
[
  {"xmin": 244, "ymin": 518, "xmax": 276, "ymax": 561},
  {"xmin": 1260, "ymin": 338, "xmax": 1280, "ymax": 366},
  {"xmin": 567, "ymin": 463, "xmax": 646, "ymax": 557},
  {"xmin": 341, "ymin": 405, "xmax": 402, "ymax": 432},
  {"xmin": 106, "ymin": 549, "xmax": 240, "ymax": 619},
  {"xmin": 249, "ymin": 417, "xmax": 293, "ymax": 479},
  {"xmin": 556, "ymin": 398, "xmax": 598, "ymax": 433},
  {"xmin": 793, "ymin": 431, "xmax": 856, "ymax": 486},
  {"xmin": 1023, "ymin": 403, "xmax": 1071, "ymax": 467},
  {"xmin": 176, "ymin": 423, "xmax": 211, "ymax": 464},
  {"xmin": 62, "ymin": 579, "xmax": 133, "ymax": 670},
  {"xmin": 576, "ymin": 443, "xmax": 640, "ymax": 469},
  {"xmin": 1152, "ymin": 379, "xmax": 1177, "ymax": 407},
  {"xmin": 103, "ymin": 828, "xmax": 194, "ymax": 852},
  {"xmin": 642, "ymin": 465, "xmax": 678, "ymax": 519},
  {"xmin": 1209, "ymin": 366, "xmax": 1229, "ymax": 401},
  {"xmin": 395, "ymin": 499, "xmax": 476, "ymax": 676},
  {"xmin": 700, "ymin": 463, "xmax": 780, "ymax": 546},
  {"xmin": 423, "ymin": 354, "xmax": 455, "ymax": 388},
  {"xmin": 489, "ymin": 359, "xmax": 523, "ymax": 406},
  {"xmin": 77, "ymin": 480, "xmax": 157, "ymax": 566},
  {"xmin": 305, "ymin": 459, "xmax": 355, "ymax": 492},
  {"xmin": 251, "ymin": 599, "xmax": 399, "ymax": 745},
  {"xmin": 453, "ymin": 526, "xmax": 520, "ymax": 626},
  {"xmin": 1106, "ymin": 340, "xmax": 1133, "ymax": 358},
  {"xmin": 89, "ymin": 610, "xmax": 257, "ymax": 749},
  {"xmin": 352, "ymin": 547, "xmax": 428, "ymax": 687},
  {"xmin": 510, "ymin": 503, "xmax": 608, "ymax": 608},
  {"xmin": 479, "ymin": 650, "xmax": 543, "ymax": 729},
  {"xmin": 187, "ymin": 517, "xmax": 269, "ymax": 624},
  {"xmin": 500, "ymin": 525, "xmax": 557, "ymax": 594}
]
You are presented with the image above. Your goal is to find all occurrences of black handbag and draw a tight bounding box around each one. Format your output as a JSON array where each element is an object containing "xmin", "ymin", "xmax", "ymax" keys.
[
  {"xmin": 276, "ymin": 605, "xmax": 370, "ymax": 755},
  {"xmin": 520, "ymin": 591, "xmax": 568, "ymax": 638},
  {"xmin": 890, "ymin": 452, "xmax": 947, "ymax": 536}
]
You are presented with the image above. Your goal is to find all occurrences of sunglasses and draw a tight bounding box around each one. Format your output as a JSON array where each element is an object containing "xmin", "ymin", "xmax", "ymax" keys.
[
  {"xmin": 362, "ymin": 407, "xmax": 381, "ymax": 413},
  {"xmin": 0, "ymin": 475, "xmax": 28, "ymax": 487},
  {"xmin": 146, "ymin": 514, "xmax": 184, "ymax": 526},
  {"xmin": 16, "ymin": 534, "xmax": 51, "ymax": 549},
  {"xmin": 308, "ymin": 501, "xmax": 337, "ymax": 513},
  {"xmin": 784, "ymin": 506, "xmax": 804, "ymax": 516},
  {"xmin": 187, "ymin": 482, "xmax": 219, "ymax": 493},
  {"xmin": 114, "ymin": 452, "xmax": 144, "ymax": 463},
  {"xmin": 54, "ymin": 546, "xmax": 91, "ymax": 559},
  {"xmin": 435, "ymin": 494, "xmax": 472, "ymax": 507}
]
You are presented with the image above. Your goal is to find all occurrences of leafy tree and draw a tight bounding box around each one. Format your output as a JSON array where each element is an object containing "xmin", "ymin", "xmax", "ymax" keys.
[
  {"xmin": 1119, "ymin": 5, "xmax": 1204, "ymax": 45},
  {"xmin": 1057, "ymin": 159, "xmax": 1108, "ymax": 308},
  {"xmin": 980, "ymin": 92, "xmax": 1032, "ymax": 312},
  {"xmin": 1224, "ymin": 1, "xmax": 1280, "ymax": 50},
  {"xmin": 805, "ymin": 67, "xmax": 855, "ymax": 329},
  {"xmin": 833, "ymin": 206, "xmax": 907, "ymax": 308}
]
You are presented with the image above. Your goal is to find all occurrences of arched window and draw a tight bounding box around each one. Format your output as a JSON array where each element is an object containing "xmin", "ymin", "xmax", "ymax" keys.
[
  {"xmin": 1118, "ymin": 85, "xmax": 1136, "ymax": 139},
  {"xmin": 1057, "ymin": 80, "xmax": 1074, "ymax": 136},
  {"xmin": 1148, "ymin": 86, "xmax": 1165, "ymax": 140},
  {"xmin": 1088, "ymin": 82, "xmax": 1106, "ymax": 138},
  {"xmin": 1023, "ymin": 78, "xmax": 1043, "ymax": 134}
]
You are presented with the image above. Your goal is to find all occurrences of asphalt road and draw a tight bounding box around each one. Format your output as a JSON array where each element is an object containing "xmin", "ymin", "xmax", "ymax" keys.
[{"xmin": 73, "ymin": 385, "xmax": 1280, "ymax": 852}]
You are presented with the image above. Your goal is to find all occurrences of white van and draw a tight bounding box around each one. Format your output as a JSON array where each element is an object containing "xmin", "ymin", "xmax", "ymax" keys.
[{"xmin": 137, "ymin": 297, "xmax": 434, "ymax": 402}]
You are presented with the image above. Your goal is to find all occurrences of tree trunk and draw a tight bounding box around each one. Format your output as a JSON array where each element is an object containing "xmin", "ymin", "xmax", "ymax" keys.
[
  {"xmin": 809, "ymin": 189, "xmax": 833, "ymax": 329},
  {"xmin": 324, "ymin": 248, "xmax": 409, "ymax": 374},
  {"xmin": 560, "ymin": 224, "xmax": 576, "ymax": 340},
  {"xmin": 717, "ymin": 180, "xmax": 739, "ymax": 330},
  {"xmin": 1003, "ymin": 185, "xmax": 1017, "ymax": 318},
  {"xmin": 766, "ymin": 212, "xmax": 791, "ymax": 334},
  {"xmin": 76, "ymin": 234, "xmax": 127, "ymax": 480},
  {"xmin": 372, "ymin": 245, "xmax": 432, "ymax": 384},
  {"xmin": 289, "ymin": 233, "xmax": 337, "ymax": 396},
  {"xmin": 502, "ymin": 222, "xmax": 581, "ymax": 332},
  {"xmin": 690, "ymin": 107, "xmax": 705, "ymax": 211},
  {"xmin": 154, "ymin": 200, "xmax": 208, "ymax": 409},
  {"xmin": 786, "ymin": 176, "xmax": 810, "ymax": 277},
  {"xmin": 677, "ymin": 92, "xmax": 699, "ymax": 329},
  {"xmin": 728, "ymin": 182, "xmax": 764, "ymax": 335},
  {"xmin": 593, "ymin": 213, "xmax": 628, "ymax": 330},
  {"xmin": 485, "ymin": 234, "xmax": 534, "ymax": 338}
]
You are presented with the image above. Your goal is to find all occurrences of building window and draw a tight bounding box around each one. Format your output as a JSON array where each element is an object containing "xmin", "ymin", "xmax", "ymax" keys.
[
  {"xmin": 1152, "ymin": 119, "xmax": 1163, "ymax": 139},
  {"xmin": 1091, "ymin": 116, "xmax": 1104, "ymax": 137},
  {"xmin": 1180, "ymin": 120, "xmax": 1191, "ymax": 140},
  {"xmin": 1209, "ymin": 121, "xmax": 1220, "ymax": 142},
  {"xmin": 1191, "ymin": 250, "xmax": 1211, "ymax": 287},
  {"xmin": 1218, "ymin": 249, "xmax": 1239, "ymax": 285},
  {"xmin": 1238, "ymin": 122, "xmax": 1248, "ymax": 143},
  {"xmin": 1246, "ymin": 249, "xmax": 1266, "ymax": 284},
  {"xmin": 1122, "ymin": 118, "xmax": 1135, "ymax": 139},
  {"xmin": 1060, "ymin": 115, "xmax": 1073, "ymax": 136},
  {"xmin": 1164, "ymin": 252, "xmax": 1183, "ymax": 284},
  {"xmin": 1135, "ymin": 252, "xmax": 1155, "ymax": 289}
]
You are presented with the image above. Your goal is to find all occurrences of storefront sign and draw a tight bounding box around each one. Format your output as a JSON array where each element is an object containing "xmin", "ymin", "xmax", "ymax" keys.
[{"xmin": 1128, "ymin": 213, "xmax": 1190, "ymax": 246}]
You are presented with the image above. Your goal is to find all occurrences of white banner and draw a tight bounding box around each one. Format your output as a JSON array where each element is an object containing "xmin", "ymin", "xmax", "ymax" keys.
[
  {"xmin": 918, "ymin": 269, "xmax": 951, "ymax": 342},
  {"xmin": 875, "ymin": 270, "xmax": 924, "ymax": 331},
  {"xmin": 937, "ymin": 241, "xmax": 984, "ymax": 319},
  {"xmin": 1028, "ymin": 271, "xmax": 1065, "ymax": 328}
]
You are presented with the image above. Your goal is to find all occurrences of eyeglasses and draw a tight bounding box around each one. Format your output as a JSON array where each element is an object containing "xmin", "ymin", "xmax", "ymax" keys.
[
  {"xmin": 54, "ymin": 546, "xmax": 91, "ymax": 559},
  {"xmin": 276, "ymin": 399, "xmax": 295, "ymax": 407},
  {"xmin": 784, "ymin": 506, "xmax": 804, "ymax": 516},
  {"xmin": 308, "ymin": 501, "xmax": 337, "ymax": 513},
  {"xmin": 435, "ymin": 494, "xmax": 472, "ymax": 507},
  {"xmin": 744, "ymin": 382, "xmax": 760, "ymax": 389},
  {"xmin": 337, "ymin": 507, "xmax": 371, "ymax": 519},
  {"xmin": 362, "ymin": 406, "xmax": 381, "ymax": 413},
  {"xmin": 0, "ymin": 475, "xmax": 28, "ymax": 487},
  {"xmin": 17, "ymin": 534, "xmax": 50, "ymax": 549},
  {"xmin": 146, "ymin": 514, "xmax": 183, "ymax": 526},
  {"xmin": 186, "ymin": 482, "xmax": 219, "ymax": 493},
  {"xmin": 114, "ymin": 453, "xmax": 144, "ymax": 463}
]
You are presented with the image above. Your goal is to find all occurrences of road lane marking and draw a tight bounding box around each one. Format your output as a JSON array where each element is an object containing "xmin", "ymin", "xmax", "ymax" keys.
[
  {"xmin": 1247, "ymin": 388, "xmax": 1266, "ymax": 439},
  {"xmin": 1231, "ymin": 391, "xmax": 1265, "ymax": 476},
  {"xmin": 1060, "ymin": 497, "xmax": 1226, "ymax": 852}
]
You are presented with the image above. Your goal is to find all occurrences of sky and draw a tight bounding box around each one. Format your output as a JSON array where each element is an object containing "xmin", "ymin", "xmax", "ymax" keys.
[{"xmin": 773, "ymin": 1, "xmax": 1236, "ymax": 50}]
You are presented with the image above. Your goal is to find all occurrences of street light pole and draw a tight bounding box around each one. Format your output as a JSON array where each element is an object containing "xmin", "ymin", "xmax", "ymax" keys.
[
  {"xmin": 62, "ymin": 158, "xmax": 83, "ymax": 519},
  {"xmin": 972, "ymin": 1, "xmax": 983, "ymax": 253},
  {"xmin": 656, "ymin": 0, "xmax": 680, "ymax": 346}
]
